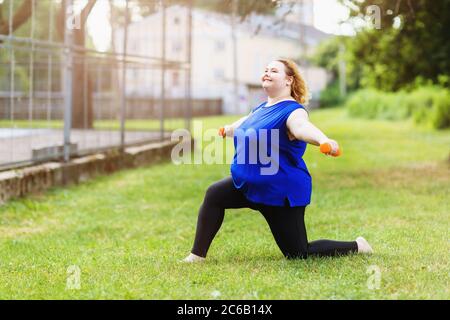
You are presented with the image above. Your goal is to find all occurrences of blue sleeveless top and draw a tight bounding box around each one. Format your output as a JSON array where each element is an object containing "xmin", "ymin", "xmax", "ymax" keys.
[{"xmin": 230, "ymin": 100, "xmax": 312, "ymax": 207}]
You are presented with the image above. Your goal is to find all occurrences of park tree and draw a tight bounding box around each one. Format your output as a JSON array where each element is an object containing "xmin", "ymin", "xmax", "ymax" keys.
[
  {"xmin": 340, "ymin": 0, "xmax": 450, "ymax": 91},
  {"xmin": 56, "ymin": 0, "xmax": 97, "ymax": 129},
  {"xmin": 0, "ymin": 0, "xmax": 97, "ymax": 128},
  {"xmin": 133, "ymin": 0, "xmax": 280, "ymax": 19},
  {"xmin": 0, "ymin": 0, "xmax": 33, "ymax": 36},
  {"xmin": 312, "ymin": 35, "xmax": 364, "ymax": 92}
]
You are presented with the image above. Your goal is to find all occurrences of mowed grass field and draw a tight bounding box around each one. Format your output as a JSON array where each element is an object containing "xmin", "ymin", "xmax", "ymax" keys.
[{"xmin": 0, "ymin": 107, "xmax": 448, "ymax": 299}]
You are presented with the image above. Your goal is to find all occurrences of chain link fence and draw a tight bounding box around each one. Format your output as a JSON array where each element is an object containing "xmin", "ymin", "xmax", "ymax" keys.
[{"xmin": 0, "ymin": 0, "xmax": 193, "ymax": 171}]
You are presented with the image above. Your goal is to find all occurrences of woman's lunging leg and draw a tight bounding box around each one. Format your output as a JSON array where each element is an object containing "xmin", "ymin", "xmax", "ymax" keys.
[
  {"xmin": 261, "ymin": 205, "xmax": 358, "ymax": 259},
  {"xmin": 308, "ymin": 239, "xmax": 358, "ymax": 257},
  {"xmin": 191, "ymin": 176, "xmax": 254, "ymax": 258},
  {"xmin": 259, "ymin": 205, "xmax": 309, "ymax": 259}
]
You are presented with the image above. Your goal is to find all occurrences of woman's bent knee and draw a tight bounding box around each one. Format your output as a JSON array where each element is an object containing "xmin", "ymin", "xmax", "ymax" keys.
[
  {"xmin": 205, "ymin": 183, "xmax": 220, "ymax": 202},
  {"xmin": 204, "ymin": 178, "xmax": 230, "ymax": 202}
]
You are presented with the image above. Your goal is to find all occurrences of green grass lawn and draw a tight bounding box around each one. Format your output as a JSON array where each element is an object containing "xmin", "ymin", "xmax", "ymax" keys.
[
  {"xmin": 0, "ymin": 118, "xmax": 190, "ymax": 132},
  {"xmin": 0, "ymin": 107, "xmax": 449, "ymax": 299}
]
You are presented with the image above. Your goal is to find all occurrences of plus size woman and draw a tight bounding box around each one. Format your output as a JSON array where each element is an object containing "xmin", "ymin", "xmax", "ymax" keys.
[{"xmin": 183, "ymin": 59, "xmax": 373, "ymax": 263}]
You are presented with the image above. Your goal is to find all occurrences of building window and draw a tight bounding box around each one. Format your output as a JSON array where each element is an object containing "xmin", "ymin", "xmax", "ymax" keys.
[
  {"xmin": 172, "ymin": 71, "xmax": 180, "ymax": 87},
  {"xmin": 132, "ymin": 42, "xmax": 139, "ymax": 53},
  {"xmin": 214, "ymin": 68, "xmax": 225, "ymax": 80},
  {"xmin": 172, "ymin": 40, "xmax": 182, "ymax": 53},
  {"xmin": 215, "ymin": 40, "xmax": 225, "ymax": 52}
]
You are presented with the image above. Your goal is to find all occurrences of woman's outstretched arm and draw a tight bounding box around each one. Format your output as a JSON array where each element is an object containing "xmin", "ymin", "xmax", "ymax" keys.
[
  {"xmin": 286, "ymin": 108, "xmax": 340, "ymax": 155},
  {"xmin": 222, "ymin": 111, "xmax": 252, "ymax": 137}
]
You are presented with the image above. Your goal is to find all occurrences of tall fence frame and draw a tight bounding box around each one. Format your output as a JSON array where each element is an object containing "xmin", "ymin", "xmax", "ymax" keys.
[{"xmin": 0, "ymin": 0, "xmax": 193, "ymax": 171}]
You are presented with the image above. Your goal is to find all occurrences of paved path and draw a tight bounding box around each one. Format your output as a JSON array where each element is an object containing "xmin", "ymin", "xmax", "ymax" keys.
[{"xmin": 0, "ymin": 128, "xmax": 171, "ymax": 168}]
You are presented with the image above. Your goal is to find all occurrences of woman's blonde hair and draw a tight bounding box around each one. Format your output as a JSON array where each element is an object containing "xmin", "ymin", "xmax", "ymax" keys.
[{"xmin": 277, "ymin": 59, "xmax": 309, "ymax": 105}]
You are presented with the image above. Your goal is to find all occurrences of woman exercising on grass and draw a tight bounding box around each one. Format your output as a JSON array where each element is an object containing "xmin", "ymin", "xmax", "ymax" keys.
[{"xmin": 183, "ymin": 59, "xmax": 373, "ymax": 263}]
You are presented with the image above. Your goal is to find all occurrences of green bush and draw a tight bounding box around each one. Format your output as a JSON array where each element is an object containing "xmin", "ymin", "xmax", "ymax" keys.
[
  {"xmin": 406, "ymin": 87, "xmax": 435, "ymax": 124},
  {"xmin": 428, "ymin": 90, "xmax": 450, "ymax": 129},
  {"xmin": 378, "ymin": 92, "xmax": 410, "ymax": 121},
  {"xmin": 346, "ymin": 86, "xmax": 450, "ymax": 129},
  {"xmin": 318, "ymin": 80, "xmax": 345, "ymax": 108},
  {"xmin": 347, "ymin": 89, "xmax": 386, "ymax": 119},
  {"xmin": 405, "ymin": 86, "xmax": 450, "ymax": 129}
]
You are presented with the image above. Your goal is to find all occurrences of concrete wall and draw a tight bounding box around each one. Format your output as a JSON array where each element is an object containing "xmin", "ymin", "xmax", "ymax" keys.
[{"xmin": 0, "ymin": 137, "xmax": 194, "ymax": 205}]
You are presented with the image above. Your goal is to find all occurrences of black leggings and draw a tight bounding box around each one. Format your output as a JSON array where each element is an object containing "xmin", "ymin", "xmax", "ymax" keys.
[{"xmin": 191, "ymin": 176, "xmax": 358, "ymax": 259}]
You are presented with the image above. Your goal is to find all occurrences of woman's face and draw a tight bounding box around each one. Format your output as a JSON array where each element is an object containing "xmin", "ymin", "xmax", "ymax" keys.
[{"xmin": 261, "ymin": 60, "xmax": 292, "ymax": 93}]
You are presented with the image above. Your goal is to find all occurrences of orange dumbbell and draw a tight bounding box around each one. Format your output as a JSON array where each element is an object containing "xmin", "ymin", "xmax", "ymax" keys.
[
  {"xmin": 320, "ymin": 142, "xmax": 342, "ymax": 157},
  {"xmin": 218, "ymin": 127, "xmax": 226, "ymax": 138}
]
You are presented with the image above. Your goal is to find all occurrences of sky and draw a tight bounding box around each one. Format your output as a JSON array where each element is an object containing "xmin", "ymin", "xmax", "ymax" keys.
[
  {"xmin": 86, "ymin": 0, "xmax": 111, "ymax": 52},
  {"xmin": 313, "ymin": 0, "xmax": 355, "ymax": 35},
  {"xmin": 86, "ymin": 0, "xmax": 353, "ymax": 52}
]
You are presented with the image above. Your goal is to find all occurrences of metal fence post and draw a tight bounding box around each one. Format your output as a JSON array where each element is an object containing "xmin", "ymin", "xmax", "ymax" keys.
[
  {"xmin": 185, "ymin": 0, "xmax": 193, "ymax": 133},
  {"xmin": 9, "ymin": 0, "xmax": 15, "ymax": 127},
  {"xmin": 120, "ymin": 0, "xmax": 130, "ymax": 151},
  {"xmin": 63, "ymin": 0, "xmax": 74, "ymax": 162},
  {"xmin": 160, "ymin": 0, "xmax": 166, "ymax": 142}
]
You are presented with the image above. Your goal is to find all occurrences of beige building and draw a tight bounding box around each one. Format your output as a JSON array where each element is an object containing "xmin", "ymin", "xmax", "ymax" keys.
[{"xmin": 116, "ymin": 4, "xmax": 331, "ymax": 114}]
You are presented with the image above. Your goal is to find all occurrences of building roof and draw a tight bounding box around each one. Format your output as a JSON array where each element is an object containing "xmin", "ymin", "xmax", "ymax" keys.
[
  {"xmin": 240, "ymin": 12, "xmax": 331, "ymax": 46},
  {"xmin": 141, "ymin": 5, "xmax": 332, "ymax": 47}
]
